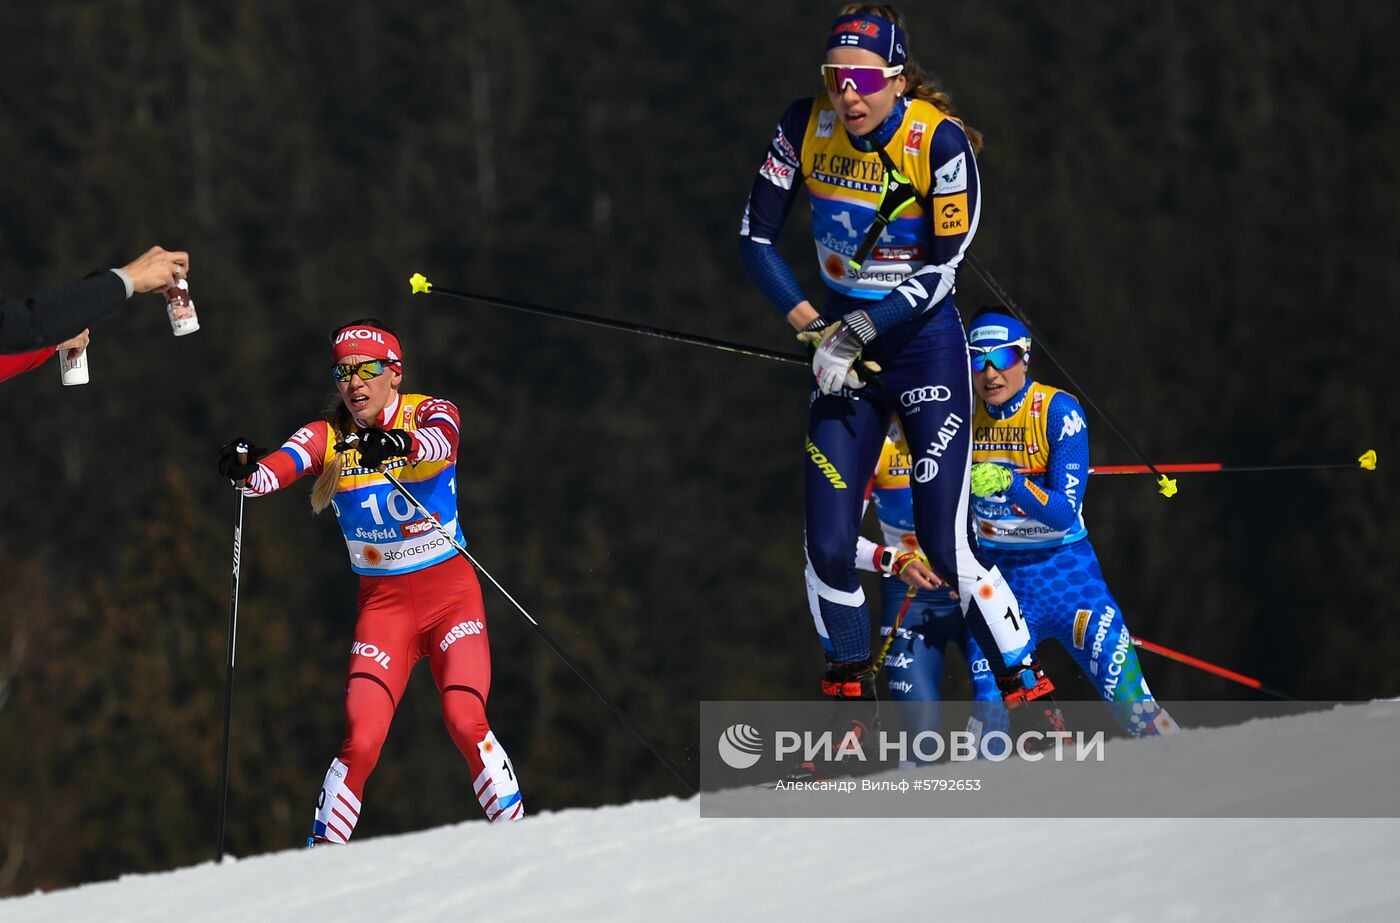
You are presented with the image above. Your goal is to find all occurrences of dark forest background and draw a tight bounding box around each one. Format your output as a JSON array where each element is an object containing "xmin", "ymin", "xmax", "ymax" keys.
[{"xmin": 1, "ymin": 0, "xmax": 1396, "ymax": 895}]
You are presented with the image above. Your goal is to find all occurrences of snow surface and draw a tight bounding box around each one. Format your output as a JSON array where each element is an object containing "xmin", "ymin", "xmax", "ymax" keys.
[{"xmin": 3, "ymin": 702, "xmax": 1398, "ymax": 923}]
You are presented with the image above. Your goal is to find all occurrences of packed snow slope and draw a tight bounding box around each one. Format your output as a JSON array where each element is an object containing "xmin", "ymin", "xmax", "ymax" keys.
[{"xmin": 3, "ymin": 701, "xmax": 1398, "ymax": 922}]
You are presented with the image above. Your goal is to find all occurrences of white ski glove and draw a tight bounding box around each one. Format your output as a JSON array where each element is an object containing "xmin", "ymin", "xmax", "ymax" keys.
[{"xmin": 798, "ymin": 310, "xmax": 879, "ymax": 395}]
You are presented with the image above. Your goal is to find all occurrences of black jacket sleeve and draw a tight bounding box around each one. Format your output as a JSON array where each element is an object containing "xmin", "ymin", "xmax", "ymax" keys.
[{"xmin": 0, "ymin": 270, "xmax": 128, "ymax": 354}]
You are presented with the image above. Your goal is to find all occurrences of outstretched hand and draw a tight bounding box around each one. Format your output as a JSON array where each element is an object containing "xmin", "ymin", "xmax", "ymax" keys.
[
  {"xmin": 120, "ymin": 246, "xmax": 191, "ymax": 294},
  {"xmin": 218, "ymin": 438, "xmax": 268, "ymax": 483}
]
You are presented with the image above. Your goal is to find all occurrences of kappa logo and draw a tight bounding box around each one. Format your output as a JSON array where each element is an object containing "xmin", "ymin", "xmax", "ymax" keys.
[
  {"xmin": 817, "ymin": 109, "xmax": 837, "ymax": 138},
  {"xmin": 934, "ymin": 152, "xmax": 967, "ymax": 194},
  {"xmin": 1059, "ymin": 411, "xmax": 1086, "ymax": 441}
]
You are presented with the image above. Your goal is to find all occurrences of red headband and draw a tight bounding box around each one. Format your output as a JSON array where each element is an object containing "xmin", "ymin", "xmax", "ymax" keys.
[{"xmin": 332, "ymin": 325, "xmax": 403, "ymax": 364}]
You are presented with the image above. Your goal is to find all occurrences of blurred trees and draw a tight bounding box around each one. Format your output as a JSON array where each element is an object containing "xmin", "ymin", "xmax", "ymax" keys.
[{"xmin": 0, "ymin": 0, "xmax": 1396, "ymax": 894}]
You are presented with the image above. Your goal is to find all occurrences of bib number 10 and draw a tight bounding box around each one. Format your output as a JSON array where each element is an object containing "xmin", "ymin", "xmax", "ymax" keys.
[{"xmin": 359, "ymin": 490, "xmax": 417, "ymax": 525}]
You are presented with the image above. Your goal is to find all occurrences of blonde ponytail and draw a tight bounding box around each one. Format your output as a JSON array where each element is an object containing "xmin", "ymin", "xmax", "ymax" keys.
[{"xmin": 310, "ymin": 401, "xmax": 356, "ymax": 514}]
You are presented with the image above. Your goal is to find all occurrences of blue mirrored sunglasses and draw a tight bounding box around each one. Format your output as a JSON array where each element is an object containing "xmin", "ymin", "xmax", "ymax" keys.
[{"xmin": 969, "ymin": 339, "xmax": 1029, "ymax": 372}]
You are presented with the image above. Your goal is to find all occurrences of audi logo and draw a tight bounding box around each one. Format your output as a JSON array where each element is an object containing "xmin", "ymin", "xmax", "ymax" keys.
[{"xmin": 901, "ymin": 385, "xmax": 952, "ymax": 407}]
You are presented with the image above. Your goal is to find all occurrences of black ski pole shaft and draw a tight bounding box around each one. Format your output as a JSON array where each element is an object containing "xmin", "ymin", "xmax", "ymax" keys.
[
  {"xmin": 964, "ymin": 254, "xmax": 1179, "ymax": 498},
  {"xmin": 216, "ymin": 446, "xmax": 248, "ymax": 862},
  {"xmin": 367, "ymin": 455, "xmax": 694, "ymax": 795},
  {"xmin": 409, "ymin": 273, "xmax": 805, "ymax": 367}
]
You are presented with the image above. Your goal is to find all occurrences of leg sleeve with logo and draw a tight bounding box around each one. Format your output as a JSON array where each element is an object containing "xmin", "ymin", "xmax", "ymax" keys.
[
  {"xmin": 879, "ymin": 579, "xmax": 978, "ymax": 763},
  {"xmin": 424, "ymin": 556, "xmax": 525, "ymax": 821},
  {"xmin": 984, "ymin": 541, "xmax": 1178, "ymax": 737},
  {"xmin": 804, "ymin": 390, "xmax": 890, "ymax": 664},
  {"xmin": 886, "ymin": 310, "xmax": 1038, "ymax": 682},
  {"xmin": 312, "ymin": 587, "xmax": 419, "ymax": 844}
]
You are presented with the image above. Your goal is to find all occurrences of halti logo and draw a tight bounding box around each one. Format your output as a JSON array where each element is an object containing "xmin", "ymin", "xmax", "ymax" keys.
[{"xmin": 1059, "ymin": 411, "xmax": 1086, "ymax": 441}]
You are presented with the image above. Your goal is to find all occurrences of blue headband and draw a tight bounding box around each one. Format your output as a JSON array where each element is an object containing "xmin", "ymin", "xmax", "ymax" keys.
[
  {"xmin": 826, "ymin": 13, "xmax": 907, "ymax": 68},
  {"xmin": 968, "ymin": 312, "xmax": 1030, "ymax": 348}
]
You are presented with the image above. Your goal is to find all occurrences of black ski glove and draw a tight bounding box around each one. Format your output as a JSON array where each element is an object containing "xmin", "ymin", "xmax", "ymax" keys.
[
  {"xmin": 357, "ymin": 428, "xmax": 413, "ymax": 469},
  {"xmin": 218, "ymin": 438, "xmax": 268, "ymax": 482}
]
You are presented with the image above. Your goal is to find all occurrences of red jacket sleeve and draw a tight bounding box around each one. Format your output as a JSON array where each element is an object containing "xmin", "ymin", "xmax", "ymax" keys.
[
  {"xmin": 412, "ymin": 398, "xmax": 460, "ymax": 463},
  {"xmin": 0, "ymin": 348, "xmax": 53, "ymax": 384}
]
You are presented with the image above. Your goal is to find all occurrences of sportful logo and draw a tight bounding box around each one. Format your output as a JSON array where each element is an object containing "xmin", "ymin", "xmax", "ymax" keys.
[
  {"xmin": 717, "ymin": 724, "xmax": 764, "ymax": 769},
  {"xmin": 1059, "ymin": 411, "xmax": 1086, "ymax": 441}
]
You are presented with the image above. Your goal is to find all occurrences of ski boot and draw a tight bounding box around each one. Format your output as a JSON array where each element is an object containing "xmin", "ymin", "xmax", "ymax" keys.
[
  {"xmin": 782, "ymin": 660, "xmax": 881, "ymax": 780},
  {"xmin": 996, "ymin": 658, "xmax": 1067, "ymax": 752}
]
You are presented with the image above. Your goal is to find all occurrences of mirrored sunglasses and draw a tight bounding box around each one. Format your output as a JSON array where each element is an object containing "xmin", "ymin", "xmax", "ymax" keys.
[
  {"xmin": 332, "ymin": 359, "xmax": 395, "ymax": 382},
  {"xmin": 819, "ymin": 63, "xmax": 904, "ymax": 96},
  {"xmin": 970, "ymin": 340, "xmax": 1030, "ymax": 372}
]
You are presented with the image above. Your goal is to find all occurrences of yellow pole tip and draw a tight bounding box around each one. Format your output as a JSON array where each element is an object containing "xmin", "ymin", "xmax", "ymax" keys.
[
  {"xmin": 409, "ymin": 273, "xmax": 432, "ymax": 295},
  {"xmin": 1158, "ymin": 475, "xmax": 1179, "ymax": 498},
  {"xmin": 1359, "ymin": 449, "xmax": 1377, "ymax": 470}
]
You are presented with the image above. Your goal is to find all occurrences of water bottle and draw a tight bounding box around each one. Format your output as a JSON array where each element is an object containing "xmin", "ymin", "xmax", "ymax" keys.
[{"xmin": 165, "ymin": 275, "xmax": 200, "ymax": 336}]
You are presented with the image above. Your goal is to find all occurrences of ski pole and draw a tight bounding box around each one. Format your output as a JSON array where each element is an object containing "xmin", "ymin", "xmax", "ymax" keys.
[
  {"xmin": 964, "ymin": 254, "xmax": 1180, "ymax": 499},
  {"xmin": 349, "ymin": 439, "xmax": 695, "ymax": 795},
  {"xmin": 1018, "ymin": 450, "xmax": 1378, "ymax": 477},
  {"xmin": 870, "ymin": 585, "xmax": 918, "ymax": 681},
  {"xmin": 216, "ymin": 443, "xmax": 248, "ymax": 863},
  {"xmin": 409, "ymin": 273, "xmax": 807, "ymax": 367},
  {"xmin": 1132, "ymin": 637, "xmax": 1298, "ymax": 701}
]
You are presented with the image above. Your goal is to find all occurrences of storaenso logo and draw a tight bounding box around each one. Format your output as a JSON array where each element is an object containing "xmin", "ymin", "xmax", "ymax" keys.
[
  {"xmin": 717, "ymin": 724, "xmax": 764, "ymax": 769},
  {"xmin": 900, "ymin": 385, "xmax": 952, "ymax": 407},
  {"xmin": 805, "ymin": 438, "xmax": 848, "ymax": 489}
]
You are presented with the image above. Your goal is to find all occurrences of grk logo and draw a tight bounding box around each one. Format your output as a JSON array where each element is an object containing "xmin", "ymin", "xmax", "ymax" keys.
[
  {"xmin": 717, "ymin": 724, "xmax": 764, "ymax": 769},
  {"xmin": 900, "ymin": 385, "xmax": 952, "ymax": 407},
  {"xmin": 1059, "ymin": 411, "xmax": 1086, "ymax": 441}
]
